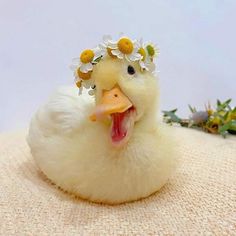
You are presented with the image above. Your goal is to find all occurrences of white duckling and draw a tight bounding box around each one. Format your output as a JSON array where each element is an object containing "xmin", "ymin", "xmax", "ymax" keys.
[{"xmin": 28, "ymin": 36, "xmax": 178, "ymax": 204}]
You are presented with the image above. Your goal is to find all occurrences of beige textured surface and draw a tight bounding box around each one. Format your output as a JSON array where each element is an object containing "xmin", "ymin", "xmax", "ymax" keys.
[{"xmin": 0, "ymin": 127, "xmax": 235, "ymax": 235}]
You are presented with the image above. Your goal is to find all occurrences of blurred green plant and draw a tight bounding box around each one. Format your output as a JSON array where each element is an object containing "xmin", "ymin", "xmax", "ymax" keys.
[{"xmin": 163, "ymin": 99, "xmax": 236, "ymax": 138}]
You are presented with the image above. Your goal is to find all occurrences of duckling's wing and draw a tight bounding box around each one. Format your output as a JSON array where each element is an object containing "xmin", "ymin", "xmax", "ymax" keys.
[{"xmin": 28, "ymin": 86, "xmax": 94, "ymax": 137}]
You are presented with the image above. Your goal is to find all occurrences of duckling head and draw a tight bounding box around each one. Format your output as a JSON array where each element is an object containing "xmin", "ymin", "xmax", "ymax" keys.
[
  {"xmin": 72, "ymin": 35, "xmax": 159, "ymax": 147},
  {"xmin": 89, "ymin": 57, "xmax": 159, "ymax": 147}
]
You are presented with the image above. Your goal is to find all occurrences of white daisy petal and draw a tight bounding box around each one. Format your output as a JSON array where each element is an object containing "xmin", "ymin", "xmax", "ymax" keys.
[
  {"xmin": 132, "ymin": 39, "xmax": 138, "ymax": 45},
  {"xmin": 133, "ymin": 47, "xmax": 139, "ymax": 53},
  {"xmin": 83, "ymin": 78, "xmax": 94, "ymax": 88},
  {"xmin": 83, "ymin": 82, "xmax": 90, "ymax": 89},
  {"xmin": 111, "ymin": 49, "xmax": 124, "ymax": 59},
  {"xmin": 109, "ymin": 41, "xmax": 118, "ymax": 49},
  {"xmin": 72, "ymin": 57, "xmax": 80, "ymax": 63},
  {"xmin": 78, "ymin": 86, "xmax": 83, "ymax": 95},
  {"xmin": 74, "ymin": 77, "xmax": 81, "ymax": 83},
  {"xmin": 103, "ymin": 35, "xmax": 112, "ymax": 43},
  {"xmin": 110, "ymin": 49, "xmax": 119, "ymax": 56},
  {"xmin": 139, "ymin": 61, "xmax": 148, "ymax": 71},
  {"xmin": 128, "ymin": 53, "xmax": 142, "ymax": 61},
  {"xmin": 80, "ymin": 63, "xmax": 93, "ymax": 73},
  {"xmin": 125, "ymin": 55, "xmax": 131, "ymax": 62},
  {"xmin": 70, "ymin": 59, "xmax": 81, "ymax": 70},
  {"xmin": 94, "ymin": 47, "xmax": 103, "ymax": 58},
  {"xmin": 99, "ymin": 42, "xmax": 105, "ymax": 48},
  {"xmin": 98, "ymin": 45, "xmax": 107, "ymax": 56},
  {"xmin": 98, "ymin": 43, "xmax": 106, "ymax": 50},
  {"xmin": 79, "ymin": 64, "xmax": 87, "ymax": 73},
  {"xmin": 133, "ymin": 45, "xmax": 139, "ymax": 52},
  {"xmin": 135, "ymin": 53, "xmax": 142, "ymax": 60},
  {"xmin": 73, "ymin": 71, "xmax": 77, "ymax": 78},
  {"xmin": 116, "ymin": 52, "xmax": 124, "ymax": 59},
  {"xmin": 70, "ymin": 64, "xmax": 78, "ymax": 71}
]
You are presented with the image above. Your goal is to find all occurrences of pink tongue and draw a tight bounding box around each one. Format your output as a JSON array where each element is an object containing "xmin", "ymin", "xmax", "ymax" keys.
[{"xmin": 111, "ymin": 111, "xmax": 128, "ymax": 142}]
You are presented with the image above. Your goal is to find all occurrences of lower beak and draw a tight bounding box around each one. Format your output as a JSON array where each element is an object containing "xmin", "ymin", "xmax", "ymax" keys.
[{"xmin": 90, "ymin": 86, "xmax": 133, "ymax": 121}]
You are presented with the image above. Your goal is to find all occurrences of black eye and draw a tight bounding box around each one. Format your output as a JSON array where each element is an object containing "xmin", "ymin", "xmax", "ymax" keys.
[
  {"xmin": 92, "ymin": 85, "xmax": 96, "ymax": 89},
  {"xmin": 127, "ymin": 65, "xmax": 135, "ymax": 75}
]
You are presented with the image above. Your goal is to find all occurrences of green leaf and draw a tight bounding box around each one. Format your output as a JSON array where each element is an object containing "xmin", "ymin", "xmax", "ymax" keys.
[
  {"xmin": 225, "ymin": 99, "xmax": 232, "ymax": 105},
  {"xmin": 162, "ymin": 109, "xmax": 177, "ymax": 116},
  {"xmin": 229, "ymin": 120, "xmax": 236, "ymax": 131},
  {"xmin": 163, "ymin": 99, "xmax": 235, "ymax": 138},
  {"xmin": 188, "ymin": 104, "xmax": 196, "ymax": 113},
  {"xmin": 223, "ymin": 111, "xmax": 229, "ymax": 120},
  {"xmin": 162, "ymin": 110, "xmax": 181, "ymax": 123},
  {"xmin": 219, "ymin": 120, "xmax": 236, "ymax": 134},
  {"xmin": 93, "ymin": 56, "xmax": 103, "ymax": 63},
  {"xmin": 169, "ymin": 108, "xmax": 178, "ymax": 113},
  {"xmin": 217, "ymin": 99, "xmax": 232, "ymax": 112},
  {"xmin": 218, "ymin": 123, "xmax": 231, "ymax": 133},
  {"xmin": 225, "ymin": 99, "xmax": 232, "ymax": 111}
]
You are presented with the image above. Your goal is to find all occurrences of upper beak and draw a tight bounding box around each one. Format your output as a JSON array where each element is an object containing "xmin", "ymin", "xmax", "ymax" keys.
[{"xmin": 90, "ymin": 86, "xmax": 133, "ymax": 121}]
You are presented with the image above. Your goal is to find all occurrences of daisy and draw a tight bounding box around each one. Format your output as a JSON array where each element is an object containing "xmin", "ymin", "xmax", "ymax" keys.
[
  {"xmin": 88, "ymin": 84, "xmax": 96, "ymax": 96},
  {"xmin": 82, "ymin": 78, "xmax": 95, "ymax": 89},
  {"xmin": 145, "ymin": 43, "xmax": 159, "ymax": 59},
  {"xmin": 72, "ymin": 64, "xmax": 94, "ymax": 95},
  {"xmin": 75, "ymin": 76, "xmax": 95, "ymax": 96},
  {"xmin": 137, "ymin": 39, "xmax": 149, "ymax": 71},
  {"xmin": 110, "ymin": 37, "xmax": 142, "ymax": 62},
  {"xmin": 71, "ymin": 47, "xmax": 102, "ymax": 74},
  {"xmin": 74, "ymin": 78, "xmax": 83, "ymax": 95},
  {"xmin": 99, "ymin": 35, "xmax": 117, "ymax": 58},
  {"xmin": 85, "ymin": 81, "xmax": 96, "ymax": 96},
  {"xmin": 136, "ymin": 39, "xmax": 155, "ymax": 72},
  {"xmin": 145, "ymin": 43, "xmax": 159, "ymax": 73}
]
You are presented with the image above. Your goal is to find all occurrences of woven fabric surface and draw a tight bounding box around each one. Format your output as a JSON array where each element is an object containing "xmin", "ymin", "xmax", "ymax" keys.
[{"xmin": 0, "ymin": 127, "xmax": 235, "ymax": 235}]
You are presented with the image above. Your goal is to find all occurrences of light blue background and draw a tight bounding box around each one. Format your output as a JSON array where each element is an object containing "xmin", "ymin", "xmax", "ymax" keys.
[{"xmin": 0, "ymin": 0, "xmax": 236, "ymax": 132}]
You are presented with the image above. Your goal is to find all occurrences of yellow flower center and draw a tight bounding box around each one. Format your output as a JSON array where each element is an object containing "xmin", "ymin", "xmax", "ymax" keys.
[
  {"xmin": 146, "ymin": 45, "xmax": 155, "ymax": 57},
  {"xmin": 77, "ymin": 68, "xmax": 92, "ymax": 80},
  {"xmin": 107, "ymin": 48, "xmax": 117, "ymax": 58},
  {"xmin": 138, "ymin": 47, "xmax": 146, "ymax": 61},
  {"xmin": 80, "ymin": 49, "xmax": 94, "ymax": 63},
  {"xmin": 76, "ymin": 80, "xmax": 82, "ymax": 88},
  {"xmin": 117, "ymin": 38, "xmax": 133, "ymax": 54}
]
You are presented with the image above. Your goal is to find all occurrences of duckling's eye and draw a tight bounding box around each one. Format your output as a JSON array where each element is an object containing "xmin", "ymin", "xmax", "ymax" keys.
[
  {"xmin": 92, "ymin": 85, "xmax": 96, "ymax": 89},
  {"xmin": 127, "ymin": 65, "xmax": 135, "ymax": 75}
]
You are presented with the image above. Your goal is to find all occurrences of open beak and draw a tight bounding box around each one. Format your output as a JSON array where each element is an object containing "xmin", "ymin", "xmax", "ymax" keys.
[
  {"xmin": 90, "ymin": 86, "xmax": 136, "ymax": 147},
  {"xmin": 90, "ymin": 86, "xmax": 133, "ymax": 121}
]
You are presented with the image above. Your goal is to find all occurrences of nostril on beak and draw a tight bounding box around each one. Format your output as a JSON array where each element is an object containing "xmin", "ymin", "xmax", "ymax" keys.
[{"xmin": 114, "ymin": 94, "xmax": 118, "ymax": 97}]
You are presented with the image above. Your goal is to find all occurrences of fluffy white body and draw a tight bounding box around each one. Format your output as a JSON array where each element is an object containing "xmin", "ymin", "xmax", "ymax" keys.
[{"xmin": 28, "ymin": 59, "xmax": 178, "ymax": 204}]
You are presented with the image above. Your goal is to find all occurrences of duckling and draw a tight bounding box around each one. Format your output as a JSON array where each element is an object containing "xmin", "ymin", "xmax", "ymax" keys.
[{"xmin": 28, "ymin": 36, "xmax": 178, "ymax": 204}]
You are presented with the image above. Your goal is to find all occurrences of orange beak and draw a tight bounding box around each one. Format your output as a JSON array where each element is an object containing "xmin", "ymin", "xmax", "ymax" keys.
[{"xmin": 90, "ymin": 86, "xmax": 133, "ymax": 121}]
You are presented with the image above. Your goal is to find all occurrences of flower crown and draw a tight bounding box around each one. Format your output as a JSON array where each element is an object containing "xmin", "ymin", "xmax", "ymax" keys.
[{"xmin": 71, "ymin": 35, "xmax": 159, "ymax": 95}]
